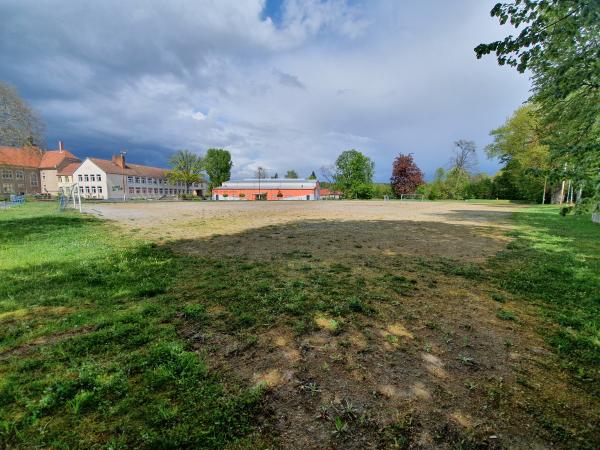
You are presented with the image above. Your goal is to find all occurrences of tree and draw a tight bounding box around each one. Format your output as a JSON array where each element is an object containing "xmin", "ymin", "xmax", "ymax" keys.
[
  {"xmin": 450, "ymin": 139, "xmax": 478, "ymax": 173},
  {"xmin": 0, "ymin": 81, "xmax": 45, "ymax": 147},
  {"xmin": 285, "ymin": 170, "xmax": 299, "ymax": 179},
  {"xmin": 486, "ymin": 104, "xmax": 551, "ymax": 202},
  {"xmin": 271, "ymin": 173, "xmax": 279, "ymax": 179},
  {"xmin": 167, "ymin": 150, "xmax": 204, "ymax": 194},
  {"xmin": 390, "ymin": 153, "xmax": 424, "ymax": 196},
  {"xmin": 475, "ymin": 1, "xmax": 599, "ymax": 188},
  {"xmin": 334, "ymin": 149, "xmax": 374, "ymax": 199},
  {"xmin": 307, "ymin": 170, "xmax": 317, "ymax": 180},
  {"xmin": 255, "ymin": 167, "xmax": 267, "ymax": 180},
  {"xmin": 204, "ymin": 148, "xmax": 232, "ymax": 192}
]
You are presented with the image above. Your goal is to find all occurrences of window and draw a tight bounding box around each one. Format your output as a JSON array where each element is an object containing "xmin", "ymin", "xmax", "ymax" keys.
[
  {"xmin": 91, "ymin": 186, "xmax": 96, "ymax": 194},
  {"xmin": 90, "ymin": 174, "xmax": 95, "ymax": 182},
  {"xmin": 135, "ymin": 177, "xmax": 141, "ymax": 184},
  {"xmin": 141, "ymin": 177, "xmax": 147, "ymax": 184},
  {"xmin": 127, "ymin": 176, "xmax": 133, "ymax": 183},
  {"xmin": 129, "ymin": 187, "xmax": 134, "ymax": 194},
  {"xmin": 79, "ymin": 186, "xmax": 84, "ymax": 193},
  {"xmin": 84, "ymin": 174, "xmax": 89, "ymax": 182},
  {"xmin": 2, "ymin": 169, "xmax": 12, "ymax": 179},
  {"xmin": 142, "ymin": 187, "xmax": 147, "ymax": 194},
  {"xmin": 97, "ymin": 174, "xmax": 102, "ymax": 181},
  {"xmin": 98, "ymin": 186, "xmax": 103, "ymax": 194},
  {"xmin": 147, "ymin": 177, "xmax": 153, "ymax": 184},
  {"xmin": 78, "ymin": 174, "xmax": 83, "ymax": 182},
  {"xmin": 15, "ymin": 170, "xmax": 24, "ymax": 180},
  {"xmin": 85, "ymin": 186, "xmax": 90, "ymax": 193},
  {"xmin": 154, "ymin": 188, "xmax": 158, "ymax": 194},
  {"xmin": 30, "ymin": 173, "xmax": 38, "ymax": 186},
  {"xmin": 42, "ymin": 173, "xmax": 46, "ymax": 180},
  {"xmin": 136, "ymin": 187, "xmax": 141, "ymax": 194}
]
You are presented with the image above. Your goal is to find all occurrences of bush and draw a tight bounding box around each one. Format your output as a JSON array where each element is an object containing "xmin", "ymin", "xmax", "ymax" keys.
[{"xmin": 239, "ymin": 193, "xmax": 245, "ymax": 198}]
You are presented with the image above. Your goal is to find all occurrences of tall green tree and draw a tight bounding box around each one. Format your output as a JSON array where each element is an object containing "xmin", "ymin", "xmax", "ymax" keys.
[
  {"xmin": 204, "ymin": 148, "xmax": 232, "ymax": 192},
  {"xmin": 334, "ymin": 149, "xmax": 374, "ymax": 199},
  {"xmin": 475, "ymin": 1, "xmax": 599, "ymax": 189},
  {"xmin": 167, "ymin": 150, "xmax": 204, "ymax": 194},
  {"xmin": 284, "ymin": 170, "xmax": 299, "ymax": 179},
  {"xmin": 486, "ymin": 104, "xmax": 551, "ymax": 202},
  {"xmin": 307, "ymin": 170, "xmax": 317, "ymax": 180},
  {"xmin": 0, "ymin": 81, "xmax": 45, "ymax": 147}
]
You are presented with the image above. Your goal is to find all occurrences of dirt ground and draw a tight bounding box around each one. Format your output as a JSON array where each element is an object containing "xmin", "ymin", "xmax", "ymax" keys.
[
  {"xmin": 84, "ymin": 200, "xmax": 596, "ymax": 448},
  {"xmin": 84, "ymin": 200, "xmax": 518, "ymax": 262}
]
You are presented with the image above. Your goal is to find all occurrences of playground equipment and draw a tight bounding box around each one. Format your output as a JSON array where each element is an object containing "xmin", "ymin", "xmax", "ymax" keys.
[
  {"xmin": 0, "ymin": 194, "xmax": 25, "ymax": 209},
  {"xmin": 58, "ymin": 183, "xmax": 82, "ymax": 212}
]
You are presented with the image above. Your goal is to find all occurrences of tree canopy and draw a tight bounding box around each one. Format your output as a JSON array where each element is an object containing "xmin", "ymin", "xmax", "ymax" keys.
[
  {"xmin": 0, "ymin": 81, "xmax": 45, "ymax": 147},
  {"xmin": 475, "ymin": 0, "xmax": 599, "ymax": 185},
  {"xmin": 390, "ymin": 153, "xmax": 424, "ymax": 196},
  {"xmin": 284, "ymin": 170, "xmax": 299, "ymax": 179},
  {"xmin": 204, "ymin": 148, "xmax": 232, "ymax": 192},
  {"xmin": 167, "ymin": 150, "xmax": 204, "ymax": 193},
  {"xmin": 307, "ymin": 170, "xmax": 317, "ymax": 180},
  {"xmin": 334, "ymin": 149, "xmax": 374, "ymax": 199}
]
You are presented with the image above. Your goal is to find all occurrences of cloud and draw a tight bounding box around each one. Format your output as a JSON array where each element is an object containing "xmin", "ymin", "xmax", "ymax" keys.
[
  {"xmin": 273, "ymin": 69, "xmax": 305, "ymax": 89},
  {"xmin": 0, "ymin": 0, "xmax": 531, "ymax": 180}
]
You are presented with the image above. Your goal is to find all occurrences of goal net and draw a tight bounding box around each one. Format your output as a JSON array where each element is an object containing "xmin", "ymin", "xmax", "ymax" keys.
[
  {"xmin": 399, "ymin": 193, "xmax": 424, "ymax": 201},
  {"xmin": 58, "ymin": 183, "xmax": 82, "ymax": 212}
]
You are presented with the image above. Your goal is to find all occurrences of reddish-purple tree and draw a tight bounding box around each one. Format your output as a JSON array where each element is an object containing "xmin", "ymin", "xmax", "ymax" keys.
[{"xmin": 390, "ymin": 153, "xmax": 424, "ymax": 196}]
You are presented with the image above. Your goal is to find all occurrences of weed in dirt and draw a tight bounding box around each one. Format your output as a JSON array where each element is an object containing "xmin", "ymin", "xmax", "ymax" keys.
[{"xmin": 497, "ymin": 310, "xmax": 517, "ymax": 321}]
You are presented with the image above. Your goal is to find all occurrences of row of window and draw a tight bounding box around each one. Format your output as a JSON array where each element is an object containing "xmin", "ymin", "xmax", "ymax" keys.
[
  {"xmin": 2, "ymin": 170, "xmax": 38, "ymax": 185},
  {"xmin": 79, "ymin": 186, "xmax": 103, "ymax": 195},
  {"xmin": 128, "ymin": 187, "xmax": 185, "ymax": 195},
  {"xmin": 77, "ymin": 174, "xmax": 102, "ymax": 182}
]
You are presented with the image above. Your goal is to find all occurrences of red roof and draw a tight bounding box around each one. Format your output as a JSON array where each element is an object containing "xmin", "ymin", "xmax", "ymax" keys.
[
  {"xmin": 89, "ymin": 158, "xmax": 169, "ymax": 178},
  {"xmin": 0, "ymin": 146, "xmax": 43, "ymax": 168},
  {"xmin": 57, "ymin": 161, "xmax": 81, "ymax": 176},
  {"xmin": 39, "ymin": 149, "xmax": 79, "ymax": 169}
]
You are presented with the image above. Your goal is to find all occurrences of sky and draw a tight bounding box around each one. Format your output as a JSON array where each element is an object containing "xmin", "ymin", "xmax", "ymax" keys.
[{"xmin": 0, "ymin": 0, "xmax": 532, "ymax": 181}]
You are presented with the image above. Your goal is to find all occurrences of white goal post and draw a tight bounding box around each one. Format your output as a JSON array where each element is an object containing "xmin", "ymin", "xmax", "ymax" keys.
[
  {"xmin": 400, "ymin": 193, "xmax": 424, "ymax": 201},
  {"xmin": 58, "ymin": 183, "xmax": 82, "ymax": 212}
]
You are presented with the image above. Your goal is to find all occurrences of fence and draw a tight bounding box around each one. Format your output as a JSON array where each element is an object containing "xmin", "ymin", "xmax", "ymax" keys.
[{"xmin": 0, "ymin": 195, "xmax": 25, "ymax": 209}]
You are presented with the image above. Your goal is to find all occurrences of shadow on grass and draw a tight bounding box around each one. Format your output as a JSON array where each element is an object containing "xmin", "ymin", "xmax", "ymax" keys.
[
  {"xmin": 0, "ymin": 215, "xmax": 96, "ymax": 244},
  {"xmin": 1, "ymin": 213, "xmax": 598, "ymax": 448}
]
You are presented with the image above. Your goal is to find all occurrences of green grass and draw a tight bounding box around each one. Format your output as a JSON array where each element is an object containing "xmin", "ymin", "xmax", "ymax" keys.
[
  {"xmin": 1, "ymin": 202, "xmax": 598, "ymax": 447},
  {"xmin": 0, "ymin": 204, "xmax": 263, "ymax": 448},
  {"xmin": 488, "ymin": 206, "xmax": 600, "ymax": 386}
]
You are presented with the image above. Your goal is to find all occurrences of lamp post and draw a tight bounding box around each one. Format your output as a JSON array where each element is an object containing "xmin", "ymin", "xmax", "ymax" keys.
[{"xmin": 121, "ymin": 150, "xmax": 127, "ymax": 202}]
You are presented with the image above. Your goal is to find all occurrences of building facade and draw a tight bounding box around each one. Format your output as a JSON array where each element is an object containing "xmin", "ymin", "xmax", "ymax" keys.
[
  {"xmin": 73, "ymin": 154, "xmax": 205, "ymax": 200},
  {"xmin": 212, "ymin": 179, "xmax": 320, "ymax": 201},
  {"xmin": 0, "ymin": 144, "xmax": 81, "ymax": 196}
]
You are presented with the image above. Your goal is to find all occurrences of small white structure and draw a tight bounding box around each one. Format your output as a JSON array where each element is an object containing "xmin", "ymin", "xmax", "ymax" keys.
[{"xmin": 73, "ymin": 154, "xmax": 206, "ymax": 200}]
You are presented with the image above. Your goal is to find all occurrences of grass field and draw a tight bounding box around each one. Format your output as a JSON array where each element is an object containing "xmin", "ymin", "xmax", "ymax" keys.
[{"xmin": 0, "ymin": 202, "xmax": 598, "ymax": 448}]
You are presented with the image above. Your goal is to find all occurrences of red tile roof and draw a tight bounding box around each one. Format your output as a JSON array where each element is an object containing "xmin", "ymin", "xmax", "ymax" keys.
[
  {"xmin": 57, "ymin": 162, "xmax": 81, "ymax": 176},
  {"xmin": 0, "ymin": 146, "xmax": 43, "ymax": 168},
  {"xmin": 39, "ymin": 149, "xmax": 79, "ymax": 169},
  {"xmin": 89, "ymin": 158, "xmax": 169, "ymax": 178}
]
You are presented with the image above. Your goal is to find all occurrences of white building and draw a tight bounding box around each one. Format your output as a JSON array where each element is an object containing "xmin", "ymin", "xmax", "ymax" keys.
[
  {"xmin": 212, "ymin": 178, "xmax": 320, "ymax": 201},
  {"xmin": 73, "ymin": 154, "xmax": 205, "ymax": 200}
]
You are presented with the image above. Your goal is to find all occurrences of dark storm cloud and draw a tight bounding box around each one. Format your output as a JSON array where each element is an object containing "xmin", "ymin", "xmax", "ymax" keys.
[{"xmin": 0, "ymin": 0, "xmax": 531, "ymax": 179}]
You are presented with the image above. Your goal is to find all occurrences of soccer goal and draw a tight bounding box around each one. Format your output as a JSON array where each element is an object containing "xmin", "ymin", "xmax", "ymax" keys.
[
  {"xmin": 58, "ymin": 183, "xmax": 82, "ymax": 212},
  {"xmin": 400, "ymin": 193, "xmax": 424, "ymax": 201}
]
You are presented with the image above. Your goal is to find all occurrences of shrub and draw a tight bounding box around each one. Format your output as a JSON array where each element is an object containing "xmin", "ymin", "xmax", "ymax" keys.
[{"xmin": 239, "ymin": 193, "xmax": 245, "ymax": 198}]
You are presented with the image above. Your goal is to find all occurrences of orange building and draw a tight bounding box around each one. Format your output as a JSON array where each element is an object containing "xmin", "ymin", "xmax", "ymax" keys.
[{"xmin": 212, "ymin": 179, "xmax": 320, "ymax": 201}]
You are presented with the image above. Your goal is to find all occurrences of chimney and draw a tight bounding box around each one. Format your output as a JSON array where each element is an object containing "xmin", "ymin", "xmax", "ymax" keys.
[
  {"xmin": 58, "ymin": 140, "xmax": 64, "ymax": 152},
  {"xmin": 112, "ymin": 153, "xmax": 126, "ymax": 168}
]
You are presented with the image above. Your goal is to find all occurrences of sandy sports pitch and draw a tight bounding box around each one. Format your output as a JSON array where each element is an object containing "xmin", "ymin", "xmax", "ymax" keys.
[{"xmin": 84, "ymin": 200, "xmax": 520, "ymax": 262}]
